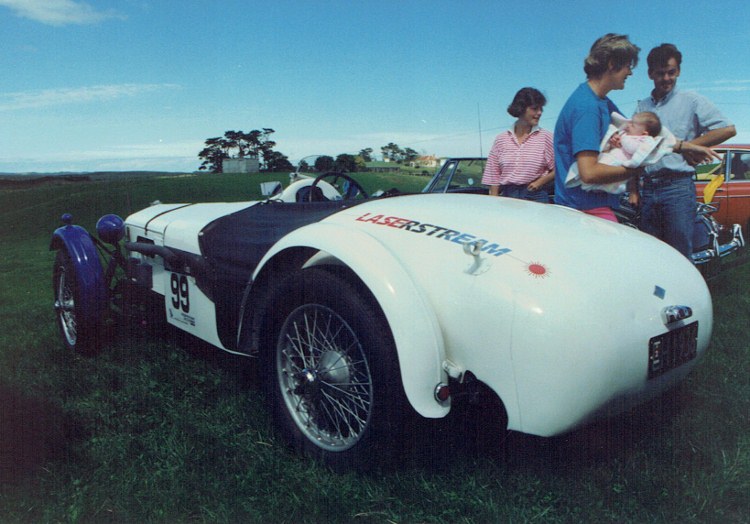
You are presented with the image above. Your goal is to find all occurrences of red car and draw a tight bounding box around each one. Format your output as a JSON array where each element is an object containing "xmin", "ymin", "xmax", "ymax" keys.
[{"xmin": 695, "ymin": 144, "xmax": 750, "ymax": 234}]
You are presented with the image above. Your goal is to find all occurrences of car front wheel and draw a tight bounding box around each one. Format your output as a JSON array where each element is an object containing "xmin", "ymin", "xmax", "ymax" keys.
[{"xmin": 52, "ymin": 249, "xmax": 102, "ymax": 353}]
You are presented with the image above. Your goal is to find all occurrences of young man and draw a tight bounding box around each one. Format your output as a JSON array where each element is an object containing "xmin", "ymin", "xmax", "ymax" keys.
[
  {"xmin": 553, "ymin": 34, "xmax": 642, "ymax": 222},
  {"xmin": 636, "ymin": 43, "xmax": 735, "ymax": 258}
]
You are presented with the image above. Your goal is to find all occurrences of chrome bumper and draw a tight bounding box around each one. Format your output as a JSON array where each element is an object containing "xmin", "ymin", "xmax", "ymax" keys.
[{"xmin": 692, "ymin": 223, "xmax": 745, "ymax": 265}]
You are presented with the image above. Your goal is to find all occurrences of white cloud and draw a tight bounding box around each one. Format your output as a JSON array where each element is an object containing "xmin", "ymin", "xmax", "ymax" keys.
[
  {"xmin": 0, "ymin": 84, "xmax": 181, "ymax": 111},
  {"xmin": 0, "ymin": 0, "xmax": 124, "ymax": 26}
]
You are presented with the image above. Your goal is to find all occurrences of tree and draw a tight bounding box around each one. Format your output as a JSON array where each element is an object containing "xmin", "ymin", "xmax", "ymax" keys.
[
  {"xmin": 198, "ymin": 128, "xmax": 278, "ymax": 173},
  {"xmin": 381, "ymin": 142, "xmax": 405, "ymax": 163},
  {"xmin": 264, "ymin": 151, "xmax": 294, "ymax": 172},
  {"xmin": 314, "ymin": 156, "xmax": 335, "ymax": 172},
  {"xmin": 403, "ymin": 147, "xmax": 419, "ymax": 164},
  {"xmin": 358, "ymin": 148, "xmax": 373, "ymax": 162},
  {"xmin": 198, "ymin": 137, "xmax": 228, "ymax": 173},
  {"xmin": 335, "ymin": 154, "xmax": 358, "ymax": 173},
  {"xmin": 353, "ymin": 155, "xmax": 367, "ymax": 172}
]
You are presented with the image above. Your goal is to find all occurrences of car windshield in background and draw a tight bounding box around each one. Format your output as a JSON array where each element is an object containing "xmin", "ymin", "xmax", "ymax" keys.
[{"xmin": 423, "ymin": 158, "xmax": 487, "ymax": 194}]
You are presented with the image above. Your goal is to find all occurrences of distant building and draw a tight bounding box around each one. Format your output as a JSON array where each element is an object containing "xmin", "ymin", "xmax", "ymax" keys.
[
  {"xmin": 223, "ymin": 157, "xmax": 260, "ymax": 173},
  {"xmin": 411, "ymin": 155, "xmax": 440, "ymax": 168}
]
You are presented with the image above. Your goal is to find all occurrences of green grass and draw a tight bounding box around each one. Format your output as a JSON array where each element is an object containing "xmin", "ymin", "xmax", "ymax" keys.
[{"xmin": 0, "ymin": 172, "xmax": 748, "ymax": 523}]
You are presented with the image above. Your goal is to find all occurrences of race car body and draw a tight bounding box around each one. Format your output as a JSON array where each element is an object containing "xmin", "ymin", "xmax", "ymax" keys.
[{"xmin": 51, "ymin": 166, "xmax": 713, "ymax": 469}]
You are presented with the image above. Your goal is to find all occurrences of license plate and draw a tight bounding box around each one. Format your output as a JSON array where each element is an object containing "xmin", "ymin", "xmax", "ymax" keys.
[{"xmin": 648, "ymin": 321, "xmax": 698, "ymax": 379}]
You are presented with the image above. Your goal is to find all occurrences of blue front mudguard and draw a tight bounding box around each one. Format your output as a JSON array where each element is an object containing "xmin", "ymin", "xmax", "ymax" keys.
[{"xmin": 50, "ymin": 223, "xmax": 108, "ymax": 323}]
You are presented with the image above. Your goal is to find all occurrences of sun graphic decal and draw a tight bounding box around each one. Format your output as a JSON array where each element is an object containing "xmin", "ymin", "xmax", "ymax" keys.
[{"xmin": 525, "ymin": 262, "xmax": 549, "ymax": 278}]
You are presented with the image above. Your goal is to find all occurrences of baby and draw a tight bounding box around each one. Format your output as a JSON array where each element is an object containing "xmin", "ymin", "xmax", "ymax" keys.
[
  {"xmin": 566, "ymin": 111, "xmax": 674, "ymax": 194},
  {"xmin": 602, "ymin": 111, "xmax": 661, "ymax": 165}
]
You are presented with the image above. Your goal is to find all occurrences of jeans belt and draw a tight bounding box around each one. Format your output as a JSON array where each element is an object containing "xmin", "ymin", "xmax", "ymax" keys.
[{"xmin": 643, "ymin": 170, "xmax": 691, "ymax": 187}]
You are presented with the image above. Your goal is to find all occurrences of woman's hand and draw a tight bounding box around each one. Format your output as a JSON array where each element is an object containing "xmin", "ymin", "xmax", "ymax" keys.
[{"xmin": 527, "ymin": 179, "xmax": 543, "ymax": 192}]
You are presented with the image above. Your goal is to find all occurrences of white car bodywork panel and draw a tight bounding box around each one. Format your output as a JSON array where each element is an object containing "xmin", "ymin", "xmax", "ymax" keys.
[
  {"xmin": 307, "ymin": 194, "xmax": 712, "ymax": 435},
  {"xmin": 126, "ymin": 201, "xmax": 257, "ymax": 351},
  {"xmin": 123, "ymin": 192, "xmax": 712, "ymax": 437}
]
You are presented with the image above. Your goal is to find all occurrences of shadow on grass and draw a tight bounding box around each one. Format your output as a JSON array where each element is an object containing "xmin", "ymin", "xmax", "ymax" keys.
[
  {"xmin": 0, "ymin": 382, "xmax": 73, "ymax": 485},
  {"xmin": 396, "ymin": 384, "xmax": 688, "ymax": 475}
]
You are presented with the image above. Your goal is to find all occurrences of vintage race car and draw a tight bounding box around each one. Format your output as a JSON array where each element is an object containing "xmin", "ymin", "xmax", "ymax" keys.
[{"xmin": 51, "ymin": 158, "xmax": 712, "ymax": 469}]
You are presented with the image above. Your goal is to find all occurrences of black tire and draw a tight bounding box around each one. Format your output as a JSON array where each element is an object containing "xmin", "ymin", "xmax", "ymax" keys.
[
  {"xmin": 52, "ymin": 249, "xmax": 103, "ymax": 354},
  {"xmin": 261, "ymin": 267, "xmax": 407, "ymax": 470}
]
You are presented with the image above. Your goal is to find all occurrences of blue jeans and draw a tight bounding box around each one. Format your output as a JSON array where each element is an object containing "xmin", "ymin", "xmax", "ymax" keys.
[
  {"xmin": 501, "ymin": 184, "xmax": 550, "ymax": 203},
  {"xmin": 640, "ymin": 174, "xmax": 696, "ymax": 259}
]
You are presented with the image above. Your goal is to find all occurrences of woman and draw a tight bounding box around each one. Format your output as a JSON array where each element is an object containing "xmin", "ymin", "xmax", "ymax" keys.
[{"xmin": 481, "ymin": 87, "xmax": 555, "ymax": 203}]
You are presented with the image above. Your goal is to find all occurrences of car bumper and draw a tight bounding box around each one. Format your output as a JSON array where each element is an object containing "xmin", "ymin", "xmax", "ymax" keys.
[{"xmin": 692, "ymin": 223, "xmax": 745, "ymax": 265}]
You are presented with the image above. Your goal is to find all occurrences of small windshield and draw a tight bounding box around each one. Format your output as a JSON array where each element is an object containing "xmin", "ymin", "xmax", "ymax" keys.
[{"xmin": 423, "ymin": 158, "xmax": 487, "ymax": 193}]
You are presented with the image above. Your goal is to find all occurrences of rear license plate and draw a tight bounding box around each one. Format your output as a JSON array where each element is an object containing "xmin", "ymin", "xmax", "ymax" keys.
[{"xmin": 648, "ymin": 321, "xmax": 698, "ymax": 379}]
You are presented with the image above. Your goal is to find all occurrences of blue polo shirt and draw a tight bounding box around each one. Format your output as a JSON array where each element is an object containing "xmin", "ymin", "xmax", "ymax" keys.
[
  {"xmin": 554, "ymin": 82, "xmax": 621, "ymax": 210},
  {"xmin": 636, "ymin": 87, "xmax": 733, "ymax": 175}
]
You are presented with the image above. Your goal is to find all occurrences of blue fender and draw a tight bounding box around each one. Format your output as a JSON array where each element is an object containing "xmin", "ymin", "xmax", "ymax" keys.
[{"xmin": 50, "ymin": 218, "xmax": 107, "ymax": 324}]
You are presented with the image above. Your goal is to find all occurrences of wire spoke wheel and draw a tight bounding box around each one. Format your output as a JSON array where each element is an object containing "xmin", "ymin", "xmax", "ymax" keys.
[
  {"xmin": 262, "ymin": 267, "xmax": 408, "ymax": 469},
  {"xmin": 53, "ymin": 257, "xmax": 78, "ymax": 347},
  {"xmin": 277, "ymin": 304, "xmax": 373, "ymax": 451},
  {"xmin": 51, "ymin": 249, "xmax": 104, "ymax": 354}
]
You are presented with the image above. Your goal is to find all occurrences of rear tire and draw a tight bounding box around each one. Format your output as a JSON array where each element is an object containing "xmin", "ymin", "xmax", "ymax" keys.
[
  {"xmin": 52, "ymin": 249, "xmax": 103, "ymax": 354},
  {"xmin": 261, "ymin": 267, "xmax": 407, "ymax": 470}
]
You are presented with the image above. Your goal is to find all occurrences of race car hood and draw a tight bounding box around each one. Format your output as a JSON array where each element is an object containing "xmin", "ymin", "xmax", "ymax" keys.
[{"xmin": 125, "ymin": 201, "xmax": 258, "ymax": 253}]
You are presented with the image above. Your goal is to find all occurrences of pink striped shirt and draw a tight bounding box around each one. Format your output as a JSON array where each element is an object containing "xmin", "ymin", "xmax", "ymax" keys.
[{"xmin": 481, "ymin": 127, "xmax": 554, "ymax": 186}]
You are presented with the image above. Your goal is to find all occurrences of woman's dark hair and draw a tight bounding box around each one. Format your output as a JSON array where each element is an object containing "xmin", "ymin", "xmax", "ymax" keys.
[{"xmin": 507, "ymin": 87, "xmax": 546, "ymax": 118}]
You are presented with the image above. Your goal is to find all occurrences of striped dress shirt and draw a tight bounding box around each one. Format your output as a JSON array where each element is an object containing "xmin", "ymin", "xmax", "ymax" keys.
[{"xmin": 481, "ymin": 127, "xmax": 554, "ymax": 186}]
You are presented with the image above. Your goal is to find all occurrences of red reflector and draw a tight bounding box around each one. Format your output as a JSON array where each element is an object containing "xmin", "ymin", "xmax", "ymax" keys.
[{"xmin": 434, "ymin": 383, "xmax": 450, "ymax": 403}]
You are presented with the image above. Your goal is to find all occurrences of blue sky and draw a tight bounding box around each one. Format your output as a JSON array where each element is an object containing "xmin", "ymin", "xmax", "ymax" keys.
[{"xmin": 2, "ymin": 0, "xmax": 749, "ymax": 173}]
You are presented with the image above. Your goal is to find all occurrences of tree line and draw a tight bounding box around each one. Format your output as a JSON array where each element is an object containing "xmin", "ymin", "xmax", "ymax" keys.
[{"xmin": 198, "ymin": 129, "xmax": 422, "ymax": 173}]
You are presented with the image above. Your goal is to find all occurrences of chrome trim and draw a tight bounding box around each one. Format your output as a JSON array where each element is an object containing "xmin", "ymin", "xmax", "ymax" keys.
[
  {"xmin": 691, "ymin": 223, "xmax": 745, "ymax": 265},
  {"xmin": 661, "ymin": 305, "xmax": 693, "ymax": 325}
]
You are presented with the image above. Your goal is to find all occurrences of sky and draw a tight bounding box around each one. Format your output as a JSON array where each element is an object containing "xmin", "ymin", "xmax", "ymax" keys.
[{"xmin": 2, "ymin": 0, "xmax": 749, "ymax": 173}]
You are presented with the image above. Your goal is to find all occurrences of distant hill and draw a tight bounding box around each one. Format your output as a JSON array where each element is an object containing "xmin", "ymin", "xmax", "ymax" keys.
[{"xmin": 0, "ymin": 171, "xmax": 193, "ymax": 188}]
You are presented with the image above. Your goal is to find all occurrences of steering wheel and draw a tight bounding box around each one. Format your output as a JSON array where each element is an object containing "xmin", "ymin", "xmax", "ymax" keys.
[{"xmin": 309, "ymin": 172, "xmax": 368, "ymax": 201}]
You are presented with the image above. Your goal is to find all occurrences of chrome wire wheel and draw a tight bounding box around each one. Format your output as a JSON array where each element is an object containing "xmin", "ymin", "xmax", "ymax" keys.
[
  {"xmin": 276, "ymin": 303, "xmax": 373, "ymax": 452},
  {"xmin": 52, "ymin": 248, "xmax": 104, "ymax": 354},
  {"xmin": 53, "ymin": 252, "xmax": 78, "ymax": 348}
]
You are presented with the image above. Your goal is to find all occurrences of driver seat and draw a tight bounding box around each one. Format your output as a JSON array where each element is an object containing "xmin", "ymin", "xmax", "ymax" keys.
[{"xmin": 295, "ymin": 185, "xmax": 328, "ymax": 202}]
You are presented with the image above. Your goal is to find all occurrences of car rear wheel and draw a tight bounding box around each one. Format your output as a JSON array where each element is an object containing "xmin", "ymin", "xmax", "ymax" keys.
[
  {"xmin": 261, "ymin": 267, "xmax": 407, "ymax": 470},
  {"xmin": 52, "ymin": 249, "xmax": 103, "ymax": 354}
]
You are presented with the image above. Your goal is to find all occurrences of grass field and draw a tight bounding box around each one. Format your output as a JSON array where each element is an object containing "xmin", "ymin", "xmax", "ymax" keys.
[{"xmin": 0, "ymin": 172, "xmax": 748, "ymax": 523}]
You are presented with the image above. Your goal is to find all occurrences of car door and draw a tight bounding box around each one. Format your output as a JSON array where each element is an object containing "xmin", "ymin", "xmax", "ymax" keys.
[
  {"xmin": 723, "ymin": 148, "xmax": 750, "ymax": 231},
  {"xmin": 695, "ymin": 151, "xmax": 729, "ymax": 225}
]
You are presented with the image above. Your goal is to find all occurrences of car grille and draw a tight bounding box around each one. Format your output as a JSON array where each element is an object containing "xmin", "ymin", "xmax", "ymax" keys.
[{"xmin": 648, "ymin": 321, "xmax": 699, "ymax": 379}]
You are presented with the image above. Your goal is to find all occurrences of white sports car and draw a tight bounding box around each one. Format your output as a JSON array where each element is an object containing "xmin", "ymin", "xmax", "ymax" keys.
[{"xmin": 50, "ymin": 158, "xmax": 712, "ymax": 469}]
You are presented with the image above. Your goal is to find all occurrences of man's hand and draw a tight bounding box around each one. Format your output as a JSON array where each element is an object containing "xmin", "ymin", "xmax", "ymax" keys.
[{"xmin": 680, "ymin": 142, "xmax": 721, "ymax": 165}]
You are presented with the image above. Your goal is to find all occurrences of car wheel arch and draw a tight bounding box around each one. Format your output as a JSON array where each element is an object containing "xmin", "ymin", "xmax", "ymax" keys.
[{"xmin": 239, "ymin": 224, "xmax": 451, "ymax": 419}]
